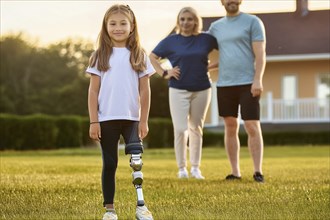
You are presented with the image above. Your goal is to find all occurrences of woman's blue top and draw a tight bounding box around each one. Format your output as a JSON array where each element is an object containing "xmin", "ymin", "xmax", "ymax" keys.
[{"xmin": 152, "ymin": 33, "xmax": 218, "ymax": 91}]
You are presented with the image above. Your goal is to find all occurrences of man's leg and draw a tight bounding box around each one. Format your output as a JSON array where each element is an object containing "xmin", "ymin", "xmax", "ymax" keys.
[
  {"xmin": 244, "ymin": 120, "xmax": 263, "ymax": 174},
  {"xmin": 239, "ymin": 84, "xmax": 264, "ymax": 182},
  {"xmin": 223, "ymin": 117, "xmax": 241, "ymax": 177},
  {"xmin": 217, "ymin": 86, "xmax": 241, "ymax": 178}
]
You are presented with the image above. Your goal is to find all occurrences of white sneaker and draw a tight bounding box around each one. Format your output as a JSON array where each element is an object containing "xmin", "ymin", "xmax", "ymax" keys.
[
  {"xmin": 191, "ymin": 168, "xmax": 205, "ymax": 179},
  {"xmin": 102, "ymin": 211, "xmax": 118, "ymax": 220},
  {"xmin": 178, "ymin": 168, "xmax": 189, "ymax": 178},
  {"xmin": 136, "ymin": 205, "xmax": 153, "ymax": 220}
]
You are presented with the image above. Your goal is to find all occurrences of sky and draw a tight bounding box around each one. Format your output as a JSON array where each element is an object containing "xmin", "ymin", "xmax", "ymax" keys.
[{"xmin": 1, "ymin": 0, "xmax": 329, "ymax": 53}]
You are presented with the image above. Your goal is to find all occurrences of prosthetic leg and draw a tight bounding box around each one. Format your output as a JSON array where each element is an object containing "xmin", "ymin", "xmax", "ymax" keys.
[{"xmin": 125, "ymin": 142, "xmax": 145, "ymax": 206}]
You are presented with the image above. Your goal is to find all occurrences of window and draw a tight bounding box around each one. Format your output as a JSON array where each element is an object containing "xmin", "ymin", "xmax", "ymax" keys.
[
  {"xmin": 281, "ymin": 75, "xmax": 297, "ymax": 119},
  {"xmin": 282, "ymin": 75, "xmax": 297, "ymax": 105},
  {"xmin": 317, "ymin": 73, "xmax": 330, "ymax": 107},
  {"xmin": 309, "ymin": 0, "xmax": 330, "ymax": 11}
]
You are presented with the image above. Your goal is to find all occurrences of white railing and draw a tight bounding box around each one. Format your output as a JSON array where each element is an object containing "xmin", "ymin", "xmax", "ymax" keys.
[
  {"xmin": 207, "ymin": 91, "xmax": 330, "ymax": 127},
  {"xmin": 260, "ymin": 92, "xmax": 330, "ymax": 123}
]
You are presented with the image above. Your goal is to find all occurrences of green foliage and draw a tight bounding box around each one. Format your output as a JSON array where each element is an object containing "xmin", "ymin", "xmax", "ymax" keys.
[
  {"xmin": 1, "ymin": 147, "xmax": 329, "ymax": 219},
  {"xmin": 0, "ymin": 114, "xmax": 24, "ymax": 150},
  {"xmin": 0, "ymin": 34, "xmax": 93, "ymax": 116},
  {"xmin": 0, "ymin": 114, "xmax": 57, "ymax": 150},
  {"xmin": 20, "ymin": 114, "xmax": 58, "ymax": 150},
  {"xmin": 146, "ymin": 118, "xmax": 174, "ymax": 148},
  {"xmin": 203, "ymin": 131, "xmax": 224, "ymax": 147},
  {"xmin": 149, "ymin": 75, "xmax": 170, "ymax": 118},
  {"xmin": 0, "ymin": 114, "xmax": 90, "ymax": 150},
  {"xmin": 1, "ymin": 114, "xmax": 329, "ymax": 150},
  {"xmin": 0, "ymin": 34, "xmax": 36, "ymax": 114},
  {"xmin": 56, "ymin": 115, "xmax": 83, "ymax": 148},
  {"xmin": 0, "ymin": 33, "xmax": 171, "ymax": 118},
  {"xmin": 262, "ymin": 131, "xmax": 330, "ymax": 145},
  {"xmin": 203, "ymin": 130, "xmax": 330, "ymax": 147}
]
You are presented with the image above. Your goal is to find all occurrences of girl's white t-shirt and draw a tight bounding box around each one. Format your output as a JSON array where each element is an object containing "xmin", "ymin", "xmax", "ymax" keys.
[{"xmin": 86, "ymin": 47, "xmax": 155, "ymax": 122}]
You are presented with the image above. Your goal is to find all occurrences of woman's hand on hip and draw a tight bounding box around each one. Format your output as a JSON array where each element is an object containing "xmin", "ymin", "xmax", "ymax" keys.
[{"xmin": 166, "ymin": 66, "xmax": 180, "ymax": 80}]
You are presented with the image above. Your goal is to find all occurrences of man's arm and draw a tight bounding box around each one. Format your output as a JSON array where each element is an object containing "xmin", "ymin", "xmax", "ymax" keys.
[{"xmin": 251, "ymin": 41, "xmax": 266, "ymax": 97}]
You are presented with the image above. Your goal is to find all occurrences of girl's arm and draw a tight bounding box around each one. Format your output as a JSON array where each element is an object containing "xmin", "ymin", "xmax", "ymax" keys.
[
  {"xmin": 88, "ymin": 74, "xmax": 101, "ymax": 141},
  {"xmin": 138, "ymin": 75, "xmax": 151, "ymax": 139}
]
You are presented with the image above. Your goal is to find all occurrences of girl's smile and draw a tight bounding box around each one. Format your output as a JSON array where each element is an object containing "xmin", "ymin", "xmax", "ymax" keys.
[{"xmin": 107, "ymin": 12, "xmax": 132, "ymax": 47}]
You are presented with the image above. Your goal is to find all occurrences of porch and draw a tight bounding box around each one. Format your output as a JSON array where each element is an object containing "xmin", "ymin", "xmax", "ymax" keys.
[{"xmin": 207, "ymin": 91, "xmax": 330, "ymax": 132}]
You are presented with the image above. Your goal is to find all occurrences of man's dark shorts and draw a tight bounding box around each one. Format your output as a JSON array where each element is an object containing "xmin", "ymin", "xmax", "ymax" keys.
[{"xmin": 217, "ymin": 84, "xmax": 260, "ymax": 120}]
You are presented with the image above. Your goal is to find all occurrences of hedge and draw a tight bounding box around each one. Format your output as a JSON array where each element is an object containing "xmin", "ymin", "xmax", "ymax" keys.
[
  {"xmin": 146, "ymin": 118, "xmax": 174, "ymax": 148},
  {"xmin": 55, "ymin": 115, "xmax": 82, "ymax": 148},
  {"xmin": 0, "ymin": 115, "xmax": 175, "ymax": 150},
  {"xmin": 1, "ymin": 114, "xmax": 25, "ymax": 150},
  {"xmin": 202, "ymin": 131, "xmax": 330, "ymax": 147},
  {"xmin": 0, "ymin": 114, "xmax": 57, "ymax": 150},
  {"xmin": 0, "ymin": 114, "xmax": 81, "ymax": 150},
  {"xmin": 21, "ymin": 114, "xmax": 58, "ymax": 150},
  {"xmin": 0, "ymin": 114, "xmax": 329, "ymax": 150}
]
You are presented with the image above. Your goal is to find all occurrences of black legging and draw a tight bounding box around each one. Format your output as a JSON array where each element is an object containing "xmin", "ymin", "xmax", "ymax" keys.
[{"xmin": 99, "ymin": 120, "xmax": 140, "ymax": 206}]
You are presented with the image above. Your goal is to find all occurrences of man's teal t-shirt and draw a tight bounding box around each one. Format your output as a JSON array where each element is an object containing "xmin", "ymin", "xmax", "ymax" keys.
[{"xmin": 208, "ymin": 12, "xmax": 265, "ymax": 87}]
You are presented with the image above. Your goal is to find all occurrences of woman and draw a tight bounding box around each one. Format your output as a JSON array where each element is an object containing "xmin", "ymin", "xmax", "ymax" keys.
[{"xmin": 149, "ymin": 7, "xmax": 217, "ymax": 179}]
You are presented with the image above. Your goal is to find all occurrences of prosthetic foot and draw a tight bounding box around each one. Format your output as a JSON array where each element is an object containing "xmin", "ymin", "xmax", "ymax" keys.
[{"xmin": 126, "ymin": 142, "xmax": 145, "ymax": 206}]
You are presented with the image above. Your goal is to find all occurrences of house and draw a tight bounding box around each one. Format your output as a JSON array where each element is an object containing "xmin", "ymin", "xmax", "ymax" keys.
[{"xmin": 203, "ymin": 0, "xmax": 330, "ymax": 131}]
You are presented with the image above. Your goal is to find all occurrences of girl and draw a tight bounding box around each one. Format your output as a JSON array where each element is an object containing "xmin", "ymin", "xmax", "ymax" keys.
[
  {"xmin": 149, "ymin": 7, "xmax": 217, "ymax": 180},
  {"xmin": 87, "ymin": 5, "xmax": 154, "ymax": 220}
]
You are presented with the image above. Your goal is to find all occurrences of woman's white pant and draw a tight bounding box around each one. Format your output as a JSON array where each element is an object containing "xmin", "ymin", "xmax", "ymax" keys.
[{"xmin": 169, "ymin": 87, "xmax": 211, "ymax": 169}]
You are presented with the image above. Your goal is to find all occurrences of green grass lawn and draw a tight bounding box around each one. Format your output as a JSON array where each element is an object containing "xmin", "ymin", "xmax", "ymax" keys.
[{"xmin": 1, "ymin": 146, "xmax": 329, "ymax": 220}]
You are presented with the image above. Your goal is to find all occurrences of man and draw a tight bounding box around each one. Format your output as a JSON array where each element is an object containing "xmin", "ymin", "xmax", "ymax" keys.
[{"xmin": 208, "ymin": 0, "xmax": 266, "ymax": 182}]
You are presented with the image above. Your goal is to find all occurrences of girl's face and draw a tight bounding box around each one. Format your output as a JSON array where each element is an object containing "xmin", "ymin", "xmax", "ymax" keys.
[
  {"xmin": 178, "ymin": 12, "xmax": 196, "ymax": 36},
  {"xmin": 107, "ymin": 12, "xmax": 132, "ymax": 47}
]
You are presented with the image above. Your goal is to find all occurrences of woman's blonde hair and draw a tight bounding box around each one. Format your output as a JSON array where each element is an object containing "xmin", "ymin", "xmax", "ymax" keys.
[
  {"xmin": 89, "ymin": 4, "xmax": 146, "ymax": 73},
  {"xmin": 175, "ymin": 7, "xmax": 202, "ymax": 35}
]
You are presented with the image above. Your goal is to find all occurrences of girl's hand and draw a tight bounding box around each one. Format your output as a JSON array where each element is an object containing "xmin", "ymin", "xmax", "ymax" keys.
[
  {"xmin": 138, "ymin": 121, "xmax": 149, "ymax": 139},
  {"xmin": 89, "ymin": 123, "xmax": 101, "ymax": 142}
]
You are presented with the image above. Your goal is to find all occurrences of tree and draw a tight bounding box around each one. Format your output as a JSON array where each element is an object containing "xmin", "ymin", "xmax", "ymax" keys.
[
  {"xmin": 0, "ymin": 34, "xmax": 94, "ymax": 115},
  {"xmin": 0, "ymin": 34, "xmax": 36, "ymax": 114},
  {"xmin": 0, "ymin": 33, "xmax": 170, "ymax": 118}
]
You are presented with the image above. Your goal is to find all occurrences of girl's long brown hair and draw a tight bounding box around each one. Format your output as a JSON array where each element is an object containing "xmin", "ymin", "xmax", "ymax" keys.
[{"xmin": 89, "ymin": 4, "xmax": 146, "ymax": 73}]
